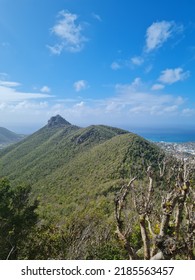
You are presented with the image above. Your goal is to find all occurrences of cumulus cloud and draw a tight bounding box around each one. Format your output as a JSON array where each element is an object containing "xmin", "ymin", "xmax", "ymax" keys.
[
  {"xmin": 110, "ymin": 62, "xmax": 121, "ymax": 70},
  {"xmin": 48, "ymin": 10, "xmax": 88, "ymax": 54},
  {"xmin": 1, "ymin": 101, "xmax": 48, "ymax": 112},
  {"xmin": 182, "ymin": 108, "xmax": 195, "ymax": 116},
  {"xmin": 151, "ymin": 84, "xmax": 165, "ymax": 90},
  {"xmin": 47, "ymin": 44, "xmax": 64, "ymax": 55},
  {"xmin": 158, "ymin": 68, "xmax": 190, "ymax": 84},
  {"xmin": 41, "ymin": 86, "xmax": 51, "ymax": 93},
  {"xmin": 145, "ymin": 65, "xmax": 153, "ymax": 73},
  {"xmin": 0, "ymin": 77, "xmax": 192, "ymax": 133},
  {"xmin": 0, "ymin": 81, "xmax": 53, "ymax": 102},
  {"xmin": 131, "ymin": 56, "xmax": 144, "ymax": 66},
  {"xmin": 101, "ymin": 78, "xmax": 185, "ymax": 120},
  {"xmin": 131, "ymin": 77, "xmax": 142, "ymax": 87},
  {"xmin": 115, "ymin": 78, "xmax": 143, "ymax": 94},
  {"xmin": 73, "ymin": 80, "xmax": 88, "ymax": 92},
  {"xmin": 145, "ymin": 21, "xmax": 183, "ymax": 52},
  {"xmin": 0, "ymin": 81, "xmax": 54, "ymax": 132}
]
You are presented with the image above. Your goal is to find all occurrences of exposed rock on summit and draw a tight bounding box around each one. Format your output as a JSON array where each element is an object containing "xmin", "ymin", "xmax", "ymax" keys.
[{"xmin": 47, "ymin": 115, "xmax": 71, "ymax": 128}]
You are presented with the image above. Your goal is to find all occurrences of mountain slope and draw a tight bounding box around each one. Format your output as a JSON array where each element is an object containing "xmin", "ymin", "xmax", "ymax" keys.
[
  {"xmin": 31, "ymin": 132, "xmax": 161, "ymax": 221},
  {"xmin": 0, "ymin": 117, "xmax": 128, "ymax": 183},
  {"xmin": 0, "ymin": 116, "xmax": 161, "ymax": 221},
  {"xmin": 0, "ymin": 116, "xmax": 166, "ymax": 259},
  {"xmin": 0, "ymin": 127, "xmax": 25, "ymax": 147}
]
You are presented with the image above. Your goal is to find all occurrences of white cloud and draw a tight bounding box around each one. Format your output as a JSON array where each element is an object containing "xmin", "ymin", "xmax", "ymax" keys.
[
  {"xmin": 0, "ymin": 81, "xmax": 54, "ymax": 132},
  {"xmin": 158, "ymin": 68, "xmax": 190, "ymax": 84},
  {"xmin": 115, "ymin": 84, "xmax": 176, "ymax": 107},
  {"xmin": 131, "ymin": 77, "xmax": 142, "ymax": 87},
  {"xmin": 104, "ymin": 79, "xmax": 185, "ymax": 121},
  {"xmin": 47, "ymin": 44, "xmax": 64, "ymax": 55},
  {"xmin": 41, "ymin": 86, "xmax": 51, "ymax": 93},
  {"xmin": 182, "ymin": 108, "xmax": 195, "ymax": 116},
  {"xmin": 145, "ymin": 21, "xmax": 183, "ymax": 52},
  {"xmin": 0, "ymin": 83, "xmax": 53, "ymax": 103},
  {"xmin": 0, "ymin": 78, "xmax": 192, "ymax": 133},
  {"xmin": 163, "ymin": 105, "xmax": 178, "ymax": 112},
  {"xmin": 73, "ymin": 101, "xmax": 85, "ymax": 109},
  {"xmin": 151, "ymin": 84, "xmax": 165, "ymax": 90},
  {"xmin": 92, "ymin": 13, "xmax": 102, "ymax": 22},
  {"xmin": 115, "ymin": 77, "xmax": 143, "ymax": 93},
  {"xmin": 0, "ymin": 73, "xmax": 9, "ymax": 79},
  {"xmin": 48, "ymin": 10, "xmax": 88, "ymax": 54},
  {"xmin": 73, "ymin": 80, "xmax": 88, "ymax": 92},
  {"xmin": 0, "ymin": 80, "xmax": 21, "ymax": 87},
  {"xmin": 131, "ymin": 56, "xmax": 144, "ymax": 66},
  {"xmin": 111, "ymin": 62, "xmax": 121, "ymax": 70},
  {"xmin": 6, "ymin": 101, "xmax": 48, "ymax": 111},
  {"xmin": 145, "ymin": 65, "xmax": 153, "ymax": 73}
]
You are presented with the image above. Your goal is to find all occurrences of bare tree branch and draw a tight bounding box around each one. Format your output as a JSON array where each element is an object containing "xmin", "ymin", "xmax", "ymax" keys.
[
  {"xmin": 114, "ymin": 177, "xmax": 137, "ymax": 259},
  {"xmin": 115, "ymin": 158, "xmax": 195, "ymax": 260}
]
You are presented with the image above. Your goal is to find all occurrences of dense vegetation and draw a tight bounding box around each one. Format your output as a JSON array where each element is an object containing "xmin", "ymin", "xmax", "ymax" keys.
[
  {"xmin": 0, "ymin": 116, "xmax": 194, "ymax": 259},
  {"xmin": 0, "ymin": 178, "xmax": 38, "ymax": 259}
]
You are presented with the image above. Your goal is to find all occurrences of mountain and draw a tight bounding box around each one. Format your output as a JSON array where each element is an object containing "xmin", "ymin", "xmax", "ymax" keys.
[
  {"xmin": 0, "ymin": 127, "xmax": 25, "ymax": 148},
  {"xmin": 47, "ymin": 114, "xmax": 71, "ymax": 127},
  {"xmin": 0, "ymin": 115, "xmax": 164, "ymax": 259},
  {"xmin": 0, "ymin": 114, "xmax": 162, "ymax": 220}
]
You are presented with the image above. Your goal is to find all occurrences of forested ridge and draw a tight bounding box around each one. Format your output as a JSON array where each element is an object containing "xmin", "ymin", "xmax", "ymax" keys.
[{"xmin": 0, "ymin": 115, "xmax": 194, "ymax": 259}]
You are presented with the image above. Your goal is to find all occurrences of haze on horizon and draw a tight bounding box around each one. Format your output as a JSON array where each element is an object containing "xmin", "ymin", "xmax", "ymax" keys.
[{"xmin": 0, "ymin": 0, "xmax": 195, "ymax": 134}]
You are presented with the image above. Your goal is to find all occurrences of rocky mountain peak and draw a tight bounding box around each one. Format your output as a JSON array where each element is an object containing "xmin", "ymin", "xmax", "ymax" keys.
[{"xmin": 47, "ymin": 115, "xmax": 71, "ymax": 128}]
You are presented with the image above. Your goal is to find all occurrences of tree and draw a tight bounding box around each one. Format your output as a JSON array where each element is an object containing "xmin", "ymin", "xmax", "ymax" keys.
[
  {"xmin": 0, "ymin": 178, "xmax": 38, "ymax": 259},
  {"xmin": 114, "ymin": 158, "xmax": 195, "ymax": 260}
]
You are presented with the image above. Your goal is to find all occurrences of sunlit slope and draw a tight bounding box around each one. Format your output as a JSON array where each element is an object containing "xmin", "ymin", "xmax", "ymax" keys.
[
  {"xmin": 0, "ymin": 116, "xmax": 162, "ymax": 222},
  {"xmin": 0, "ymin": 117, "xmax": 129, "ymax": 184}
]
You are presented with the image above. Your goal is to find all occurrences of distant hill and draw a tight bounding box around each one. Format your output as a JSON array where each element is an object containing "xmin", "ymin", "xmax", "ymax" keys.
[
  {"xmin": 0, "ymin": 115, "xmax": 164, "ymax": 259},
  {"xmin": 0, "ymin": 127, "xmax": 25, "ymax": 148}
]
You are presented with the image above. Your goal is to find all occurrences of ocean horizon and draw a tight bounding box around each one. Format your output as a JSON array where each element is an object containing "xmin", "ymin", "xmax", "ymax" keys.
[{"xmin": 127, "ymin": 128, "xmax": 195, "ymax": 143}]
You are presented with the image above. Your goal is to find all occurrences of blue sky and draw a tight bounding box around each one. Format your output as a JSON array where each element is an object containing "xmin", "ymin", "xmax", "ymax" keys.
[{"xmin": 0, "ymin": 0, "xmax": 195, "ymax": 133}]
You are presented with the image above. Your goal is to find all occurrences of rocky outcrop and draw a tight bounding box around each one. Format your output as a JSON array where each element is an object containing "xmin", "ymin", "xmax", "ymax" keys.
[{"xmin": 47, "ymin": 115, "xmax": 71, "ymax": 128}]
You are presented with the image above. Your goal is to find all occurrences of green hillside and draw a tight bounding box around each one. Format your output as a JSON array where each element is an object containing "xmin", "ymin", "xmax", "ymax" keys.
[
  {"xmin": 0, "ymin": 115, "xmax": 165, "ymax": 259},
  {"xmin": 0, "ymin": 127, "xmax": 25, "ymax": 146},
  {"xmin": 0, "ymin": 116, "xmax": 160, "ymax": 213}
]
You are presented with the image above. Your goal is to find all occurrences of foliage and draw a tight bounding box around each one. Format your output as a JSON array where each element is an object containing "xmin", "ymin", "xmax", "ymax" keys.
[
  {"xmin": 0, "ymin": 123, "xmax": 161, "ymax": 223},
  {"xmin": 0, "ymin": 178, "xmax": 38, "ymax": 259},
  {"xmin": 0, "ymin": 120, "xmax": 178, "ymax": 260},
  {"xmin": 18, "ymin": 224, "xmax": 67, "ymax": 260}
]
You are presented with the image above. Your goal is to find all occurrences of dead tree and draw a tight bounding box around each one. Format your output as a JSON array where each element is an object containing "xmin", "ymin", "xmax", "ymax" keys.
[
  {"xmin": 114, "ymin": 177, "xmax": 137, "ymax": 259},
  {"xmin": 115, "ymin": 158, "xmax": 195, "ymax": 260}
]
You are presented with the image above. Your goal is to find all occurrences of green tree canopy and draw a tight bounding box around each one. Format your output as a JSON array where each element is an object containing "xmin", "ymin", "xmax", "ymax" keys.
[{"xmin": 0, "ymin": 178, "xmax": 38, "ymax": 259}]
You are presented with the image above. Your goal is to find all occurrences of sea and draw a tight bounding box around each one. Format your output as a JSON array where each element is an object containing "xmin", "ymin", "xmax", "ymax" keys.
[{"xmin": 128, "ymin": 128, "xmax": 195, "ymax": 143}]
